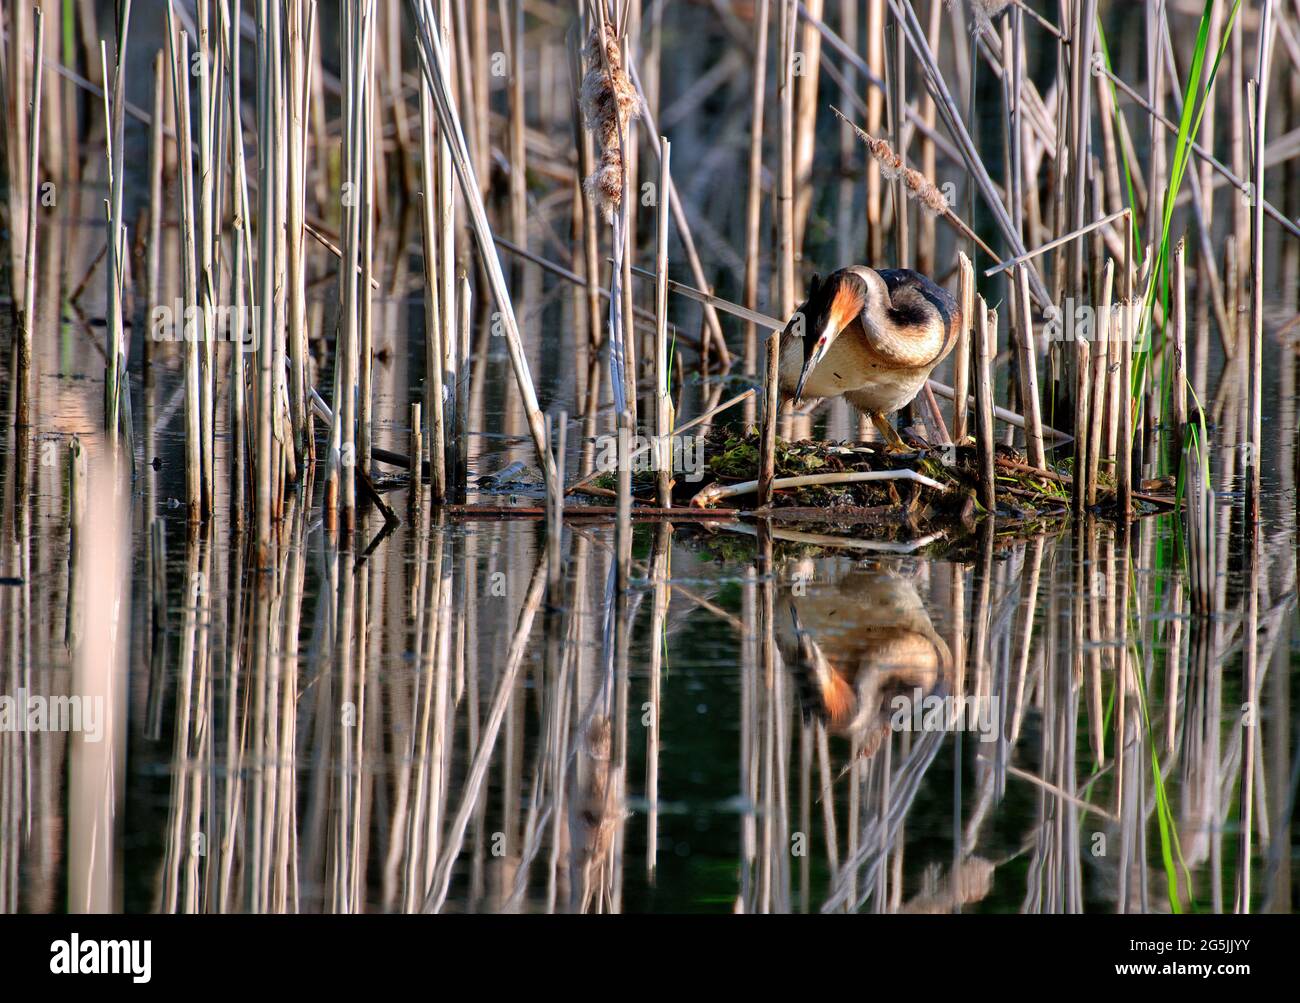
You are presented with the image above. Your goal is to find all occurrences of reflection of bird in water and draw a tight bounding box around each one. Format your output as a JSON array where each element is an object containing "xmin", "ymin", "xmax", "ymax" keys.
[
  {"xmin": 899, "ymin": 857, "xmax": 996, "ymax": 913},
  {"xmin": 568, "ymin": 714, "xmax": 622, "ymax": 914},
  {"xmin": 777, "ymin": 267, "xmax": 962, "ymax": 451},
  {"xmin": 778, "ymin": 562, "xmax": 951, "ymax": 758}
]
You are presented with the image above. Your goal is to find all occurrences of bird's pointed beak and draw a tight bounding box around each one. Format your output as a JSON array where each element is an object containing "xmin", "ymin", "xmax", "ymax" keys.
[{"xmin": 793, "ymin": 316, "xmax": 840, "ymax": 404}]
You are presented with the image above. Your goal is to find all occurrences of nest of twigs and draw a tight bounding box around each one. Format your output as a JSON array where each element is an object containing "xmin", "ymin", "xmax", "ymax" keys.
[{"xmin": 584, "ymin": 426, "xmax": 1176, "ymax": 537}]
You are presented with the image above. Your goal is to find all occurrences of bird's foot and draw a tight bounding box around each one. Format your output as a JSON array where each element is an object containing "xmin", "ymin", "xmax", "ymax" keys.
[{"xmin": 869, "ymin": 413, "xmax": 920, "ymax": 456}]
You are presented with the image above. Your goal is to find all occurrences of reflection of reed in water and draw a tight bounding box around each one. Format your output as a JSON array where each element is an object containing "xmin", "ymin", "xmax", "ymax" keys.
[
  {"xmin": 568, "ymin": 713, "xmax": 621, "ymax": 912},
  {"xmin": 566, "ymin": 561, "xmax": 631, "ymax": 914},
  {"xmin": 778, "ymin": 562, "xmax": 951, "ymax": 758}
]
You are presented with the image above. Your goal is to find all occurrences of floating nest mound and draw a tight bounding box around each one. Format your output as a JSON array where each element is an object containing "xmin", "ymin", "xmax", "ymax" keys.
[
  {"xmin": 689, "ymin": 428, "xmax": 1051, "ymax": 536},
  {"xmin": 620, "ymin": 427, "xmax": 1176, "ymax": 537}
]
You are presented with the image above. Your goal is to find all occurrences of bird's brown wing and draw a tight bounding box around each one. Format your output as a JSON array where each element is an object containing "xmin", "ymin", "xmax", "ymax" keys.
[{"xmin": 857, "ymin": 269, "xmax": 962, "ymax": 369}]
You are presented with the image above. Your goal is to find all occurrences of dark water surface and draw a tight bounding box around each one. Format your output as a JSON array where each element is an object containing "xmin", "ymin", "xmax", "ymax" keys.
[{"xmin": 2, "ymin": 0, "xmax": 1299, "ymax": 912}]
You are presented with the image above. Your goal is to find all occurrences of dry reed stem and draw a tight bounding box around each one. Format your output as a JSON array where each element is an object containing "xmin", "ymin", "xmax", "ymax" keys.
[
  {"xmin": 165, "ymin": 8, "xmax": 202, "ymax": 521},
  {"xmin": 973, "ymin": 300, "xmax": 997, "ymax": 511},
  {"xmin": 1013, "ymin": 264, "xmax": 1046, "ymax": 469},
  {"xmin": 953, "ymin": 252, "xmax": 974, "ymax": 441},
  {"xmin": 743, "ymin": 0, "xmax": 771, "ymax": 408}
]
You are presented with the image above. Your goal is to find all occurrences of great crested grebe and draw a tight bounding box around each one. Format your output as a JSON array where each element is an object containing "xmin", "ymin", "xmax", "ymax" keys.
[
  {"xmin": 778, "ymin": 561, "xmax": 950, "ymax": 758},
  {"xmin": 778, "ymin": 266, "xmax": 963, "ymax": 451}
]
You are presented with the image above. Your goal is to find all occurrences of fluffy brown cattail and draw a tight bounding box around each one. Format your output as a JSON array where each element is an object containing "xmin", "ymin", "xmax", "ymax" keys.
[
  {"xmin": 833, "ymin": 109, "xmax": 949, "ymax": 218},
  {"xmin": 831, "ymin": 106, "xmax": 996, "ymax": 258},
  {"xmin": 903, "ymin": 162, "xmax": 951, "ymax": 217},
  {"xmin": 579, "ymin": 24, "xmax": 641, "ymax": 224}
]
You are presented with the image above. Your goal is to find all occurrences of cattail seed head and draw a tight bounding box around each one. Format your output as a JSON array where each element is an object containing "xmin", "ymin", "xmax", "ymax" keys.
[
  {"xmin": 579, "ymin": 25, "xmax": 642, "ymax": 224},
  {"xmin": 838, "ymin": 111, "xmax": 949, "ymax": 219}
]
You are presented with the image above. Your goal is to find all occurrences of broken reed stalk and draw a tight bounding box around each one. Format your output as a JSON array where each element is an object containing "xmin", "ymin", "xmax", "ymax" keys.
[
  {"xmin": 547, "ymin": 410, "xmax": 567, "ymax": 570},
  {"xmin": 953, "ymin": 252, "xmax": 974, "ymax": 441},
  {"xmin": 1170, "ymin": 238, "xmax": 1188, "ymax": 472},
  {"xmin": 1087, "ymin": 259, "xmax": 1115, "ymax": 507},
  {"xmin": 408, "ymin": 401, "xmax": 422, "ymax": 514},
  {"xmin": 1105, "ymin": 293, "xmax": 1121, "ymax": 466},
  {"xmin": 974, "ymin": 300, "xmax": 997, "ymax": 513},
  {"xmin": 1013, "ymin": 263, "xmax": 1046, "ymax": 470},
  {"xmin": 407, "ymin": 0, "xmax": 558, "ymax": 494},
  {"xmin": 742, "ymin": 0, "xmax": 771, "ymax": 419},
  {"xmin": 654, "ymin": 135, "xmax": 673, "ymax": 508},
  {"xmin": 18, "ymin": 3, "xmax": 43, "ymax": 415},
  {"xmin": 164, "ymin": 6, "xmax": 202, "ymax": 522},
  {"xmin": 1183, "ymin": 423, "xmax": 1214, "ymax": 616},
  {"xmin": 1118, "ymin": 247, "xmax": 1134, "ymax": 521},
  {"xmin": 454, "ymin": 269, "xmax": 471, "ymax": 500},
  {"xmin": 1072, "ymin": 295, "xmax": 1091, "ymax": 517}
]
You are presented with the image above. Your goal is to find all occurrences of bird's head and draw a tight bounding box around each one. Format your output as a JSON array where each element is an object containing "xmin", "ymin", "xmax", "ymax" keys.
[{"xmin": 787, "ymin": 268, "xmax": 882, "ymax": 403}]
